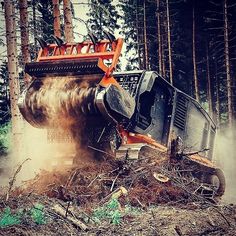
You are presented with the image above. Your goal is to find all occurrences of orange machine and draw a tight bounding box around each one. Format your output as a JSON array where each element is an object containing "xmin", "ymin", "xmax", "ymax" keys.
[
  {"xmin": 18, "ymin": 32, "xmax": 225, "ymax": 197},
  {"xmin": 26, "ymin": 33, "xmax": 123, "ymax": 88}
]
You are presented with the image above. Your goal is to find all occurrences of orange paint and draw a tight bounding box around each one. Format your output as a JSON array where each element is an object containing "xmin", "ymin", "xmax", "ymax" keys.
[
  {"xmin": 119, "ymin": 128, "xmax": 167, "ymax": 152},
  {"xmin": 35, "ymin": 38, "xmax": 123, "ymax": 89}
]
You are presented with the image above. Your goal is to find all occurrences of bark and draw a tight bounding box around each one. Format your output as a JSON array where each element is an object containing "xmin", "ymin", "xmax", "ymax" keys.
[
  {"xmin": 192, "ymin": 5, "xmax": 199, "ymax": 102},
  {"xmin": 215, "ymin": 61, "xmax": 220, "ymax": 127},
  {"xmin": 166, "ymin": 0, "xmax": 173, "ymax": 84},
  {"xmin": 19, "ymin": 0, "xmax": 31, "ymax": 85},
  {"xmin": 206, "ymin": 43, "xmax": 213, "ymax": 117},
  {"xmin": 32, "ymin": 0, "xmax": 37, "ymax": 54},
  {"xmin": 52, "ymin": 0, "xmax": 61, "ymax": 37},
  {"xmin": 157, "ymin": 0, "xmax": 163, "ymax": 76},
  {"xmin": 63, "ymin": 0, "xmax": 74, "ymax": 42},
  {"xmin": 224, "ymin": 0, "xmax": 233, "ymax": 127},
  {"xmin": 136, "ymin": 2, "xmax": 142, "ymax": 69},
  {"xmin": 143, "ymin": 0, "xmax": 149, "ymax": 70},
  {"xmin": 162, "ymin": 34, "xmax": 166, "ymax": 78},
  {"xmin": 4, "ymin": 0, "xmax": 22, "ymax": 153}
]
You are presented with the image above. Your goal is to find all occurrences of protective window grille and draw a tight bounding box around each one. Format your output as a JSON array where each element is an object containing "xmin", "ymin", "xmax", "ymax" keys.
[
  {"xmin": 116, "ymin": 75, "xmax": 140, "ymax": 97},
  {"xmin": 174, "ymin": 94, "xmax": 188, "ymax": 130}
]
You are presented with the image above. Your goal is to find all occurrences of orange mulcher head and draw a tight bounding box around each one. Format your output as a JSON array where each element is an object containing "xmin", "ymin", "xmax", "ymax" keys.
[{"xmin": 25, "ymin": 31, "xmax": 123, "ymax": 87}]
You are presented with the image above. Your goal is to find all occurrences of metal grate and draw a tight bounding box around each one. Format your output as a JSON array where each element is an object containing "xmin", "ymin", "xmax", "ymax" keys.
[
  {"xmin": 115, "ymin": 75, "xmax": 141, "ymax": 97},
  {"xmin": 25, "ymin": 59, "xmax": 104, "ymax": 77},
  {"xmin": 174, "ymin": 94, "xmax": 188, "ymax": 130}
]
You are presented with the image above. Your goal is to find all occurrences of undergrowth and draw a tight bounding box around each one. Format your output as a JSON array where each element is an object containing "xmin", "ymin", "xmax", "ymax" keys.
[
  {"xmin": 93, "ymin": 198, "xmax": 142, "ymax": 225},
  {"xmin": 0, "ymin": 207, "xmax": 22, "ymax": 227},
  {"xmin": 0, "ymin": 203, "xmax": 46, "ymax": 228},
  {"xmin": 0, "ymin": 122, "xmax": 11, "ymax": 155}
]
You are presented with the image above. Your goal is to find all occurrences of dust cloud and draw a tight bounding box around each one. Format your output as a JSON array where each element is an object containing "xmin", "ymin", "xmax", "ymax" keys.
[
  {"xmin": 0, "ymin": 122, "xmax": 79, "ymax": 187},
  {"xmin": 23, "ymin": 76, "xmax": 97, "ymax": 128},
  {"xmin": 215, "ymin": 126, "xmax": 236, "ymax": 203},
  {"xmin": 1, "ymin": 76, "xmax": 102, "ymax": 186}
]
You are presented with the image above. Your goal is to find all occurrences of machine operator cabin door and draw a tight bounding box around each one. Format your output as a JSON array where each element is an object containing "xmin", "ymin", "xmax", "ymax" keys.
[{"xmin": 137, "ymin": 79, "xmax": 171, "ymax": 145}]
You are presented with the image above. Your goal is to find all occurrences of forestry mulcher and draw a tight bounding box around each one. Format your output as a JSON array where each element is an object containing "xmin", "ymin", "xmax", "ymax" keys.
[{"xmin": 18, "ymin": 32, "xmax": 225, "ymax": 197}]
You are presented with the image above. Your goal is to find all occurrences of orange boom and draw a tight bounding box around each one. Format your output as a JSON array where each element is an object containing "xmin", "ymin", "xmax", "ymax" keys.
[{"xmin": 25, "ymin": 32, "xmax": 123, "ymax": 88}]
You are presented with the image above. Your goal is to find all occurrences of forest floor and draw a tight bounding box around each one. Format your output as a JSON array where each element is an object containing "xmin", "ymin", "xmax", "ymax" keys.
[
  {"xmin": 0, "ymin": 195, "xmax": 235, "ymax": 236},
  {"xmin": 0, "ymin": 153, "xmax": 235, "ymax": 235}
]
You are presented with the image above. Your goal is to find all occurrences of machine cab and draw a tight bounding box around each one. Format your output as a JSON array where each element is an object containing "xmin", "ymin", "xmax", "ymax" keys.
[{"xmin": 115, "ymin": 71, "xmax": 216, "ymax": 160}]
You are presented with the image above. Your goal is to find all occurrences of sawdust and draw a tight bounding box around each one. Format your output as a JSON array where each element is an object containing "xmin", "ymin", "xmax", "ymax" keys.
[
  {"xmin": 21, "ymin": 76, "xmax": 105, "ymax": 168},
  {"xmin": 24, "ymin": 77, "xmax": 97, "ymax": 128}
]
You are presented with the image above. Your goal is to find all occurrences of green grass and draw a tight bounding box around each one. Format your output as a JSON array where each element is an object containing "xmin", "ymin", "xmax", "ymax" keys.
[
  {"xmin": 93, "ymin": 199, "xmax": 122, "ymax": 224},
  {"xmin": 30, "ymin": 203, "xmax": 46, "ymax": 225},
  {"xmin": 0, "ymin": 203, "xmax": 47, "ymax": 228},
  {"xmin": 0, "ymin": 122, "xmax": 11, "ymax": 155},
  {"xmin": 0, "ymin": 207, "xmax": 22, "ymax": 227},
  {"xmin": 93, "ymin": 198, "xmax": 142, "ymax": 225}
]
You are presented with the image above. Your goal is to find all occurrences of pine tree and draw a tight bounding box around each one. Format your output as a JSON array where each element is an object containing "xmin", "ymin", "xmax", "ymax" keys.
[
  {"xmin": 166, "ymin": 0, "xmax": 173, "ymax": 84},
  {"xmin": 143, "ymin": 0, "xmax": 149, "ymax": 70},
  {"xmin": 19, "ymin": 0, "xmax": 31, "ymax": 85},
  {"xmin": 223, "ymin": 0, "xmax": 233, "ymax": 127},
  {"xmin": 0, "ymin": 61, "xmax": 10, "ymax": 125},
  {"xmin": 157, "ymin": 0, "xmax": 163, "ymax": 76},
  {"xmin": 206, "ymin": 43, "xmax": 213, "ymax": 116},
  {"xmin": 87, "ymin": 0, "xmax": 120, "ymax": 39},
  {"xmin": 37, "ymin": 0, "xmax": 54, "ymax": 39},
  {"xmin": 192, "ymin": 2, "xmax": 199, "ymax": 102},
  {"xmin": 205, "ymin": 0, "xmax": 236, "ymax": 127},
  {"xmin": 4, "ymin": 0, "xmax": 22, "ymax": 153},
  {"xmin": 119, "ymin": 0, "xmax": 140, "ymax": 70},
  {"xmin": 52, "ymin": 0, "xmax": 61, "ymax": 37},
  {"xmin": 63, "ymin": 0, "xmax": 74, "ymax": 42}
]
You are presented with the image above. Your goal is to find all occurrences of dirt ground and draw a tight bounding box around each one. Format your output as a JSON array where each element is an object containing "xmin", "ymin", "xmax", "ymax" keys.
[
  {"xmin": 0, "ymin": 195, "xmax": 235, "ymax": 236},
  {"xmin": 0, "ymin": 154, "xmax": 235, "ymax": 235}
]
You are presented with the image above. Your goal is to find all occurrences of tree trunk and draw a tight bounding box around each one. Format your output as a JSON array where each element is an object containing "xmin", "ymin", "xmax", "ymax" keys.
[
  {"xmin": 223, "ymin": 0, "xmax": 233, "ymax": 127},
  {"xmin": 206, "ymin": 43, "xmax": 213, "ymax": 116},
  {"xmin": 215, "ymin": 62, "xmax": 220, "ymax": 127},
  {"xmin": 157, "ymin": 0, "xmax": 163, "ymax": 76},
  {"xmin": 192, "ymin": 4, "xmax": 199, "ymax": 102},
  {"xmin": 32, "ymin": 0, "xmax": 37, "ymax": 57},
  {"xmin": 135, "ymin": 3, "xmax": 142, "ymax": 69},
  {"xmin": 19, "ymin": 0, "xmax": 31, "ymax": 85},
  {"xmin": 4, "ymin": 0, "xmax": 22, "ymax": 154},
  {"xmin": 63, "ymin": 0, "xmax": 74, "ymax": 42},
  {"xmin": 143, "ymin": 0, "xmax": 149, "ymax": 70},
  {"xmin": 166, "ymin": 0, "xmax": 173, "ymax": 84},
  {"xmin": 53, "ymin": 0, "xmax": 61, "ymax": 37},
  {"xmin": 162, "ymin": 34, "xmax": 166, "ymax": 78}
]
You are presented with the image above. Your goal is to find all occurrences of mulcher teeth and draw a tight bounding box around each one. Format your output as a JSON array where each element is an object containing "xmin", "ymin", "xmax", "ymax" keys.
[{"xmin": 25, "ymin": 59, "xmax": 104, "ymax": 77}]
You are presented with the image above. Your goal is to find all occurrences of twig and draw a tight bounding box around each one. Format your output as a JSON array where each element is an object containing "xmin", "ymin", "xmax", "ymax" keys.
[
  {"xmin": 175, "ymin": 226, "xmax": 183, "ymax": 236},
  {"xmin": 88, "ymin": 145, "xmax": 115, "ymax": 158},
  {"xmin": 183, "ymin": 148, "xmax": 209, "ymax": 156},
  {"xmin": 87, "ymin": 167, "xmax": 120, "ymax": 188},
  {"xmin": 65, "ymin": 169, "xmax": 79, "ymax": 189},
  {"xmin": 6, "ymin": 158, "xmax": 31, "ymax": 201},
  {"xmin": 210, "ymin": 206, "xmax": 231, "ymax": 227},
  {"xmin": 65, "ymin": 201, "xmax": 71, "ymax": 218},
  {"xmin": 151, "ymin": 210, "xmax": 156, "ymax": 220},
  {"xmin": 110, "ymin": 171, "xmax": 120, "ymax": 192},
  {"xmin": 134, "ymin": 197, "xmax": 145, "ymax": 208},
  {"xmin": 87, "ymin": 175, "xmax": 100, "ymax": 188},
  {"xmin": 98, "ymin": 188, "xmax": 118, "ymax": 205},
  {"xmin": 199, "ymin": 226, "xmax": 223, "ymax": 236}
]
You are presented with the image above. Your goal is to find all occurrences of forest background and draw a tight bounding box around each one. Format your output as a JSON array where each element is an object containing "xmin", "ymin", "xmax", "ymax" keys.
[{"xmin": 0, "ymin": 0, "xmax": 236, "ymax": 156}]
